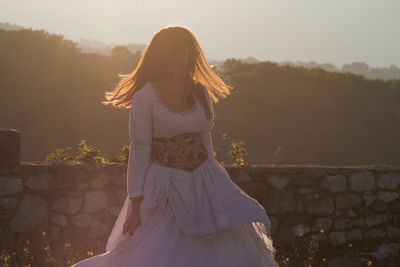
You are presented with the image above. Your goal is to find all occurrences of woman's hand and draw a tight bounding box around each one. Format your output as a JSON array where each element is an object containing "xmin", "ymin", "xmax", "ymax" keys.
[{"xmin": 123, "ymin": 196, "xmax": 143, "ymax": 236}]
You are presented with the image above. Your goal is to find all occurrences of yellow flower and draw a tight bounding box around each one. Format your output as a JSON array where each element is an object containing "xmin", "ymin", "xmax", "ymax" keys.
[
  {"xmin": 87, "ymin": 251, "xmax": 94, "ymax": 256},
  {"xmin": 319, "ymin": 229, "xmax": 325, "ymax": 233},
  {"xmin": 285, "ymin": 257, "xmax": 290, "ymax": 262},
  {"xmin": 367, "ymin": 260, "xmax": 373, "ymax": 266}
]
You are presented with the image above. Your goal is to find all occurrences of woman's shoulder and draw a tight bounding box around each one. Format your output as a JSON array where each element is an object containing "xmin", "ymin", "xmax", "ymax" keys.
[
  {"xmin": 197, "ymin": 82, "xmax": 211, "ymax": 99},
  {"xmin": 132, "ymin": 82, "xmax": 154, "ymax": 101},
  {"xmin": 129, "ymin": 83, "xmax": 155, "ymax": 112}
]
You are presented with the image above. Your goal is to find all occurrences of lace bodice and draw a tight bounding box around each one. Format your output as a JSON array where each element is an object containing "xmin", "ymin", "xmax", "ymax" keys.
[
  {"xmin": 127, "ymin": 81, "xmax": 215, "ymax": 197},
  {"xmin": 150, "ymin": 81, "xmax": 197, "ymax": 115}
]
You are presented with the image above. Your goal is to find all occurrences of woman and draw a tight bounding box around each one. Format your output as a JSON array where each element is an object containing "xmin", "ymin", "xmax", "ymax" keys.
[{"xmin": 72, "ymin": 25, "xmax": 276, "ymax": 267}]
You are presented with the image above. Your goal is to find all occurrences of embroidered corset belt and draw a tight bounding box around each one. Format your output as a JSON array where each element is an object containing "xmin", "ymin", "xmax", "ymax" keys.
[{"xmin": 150, "ymin": 131, "xmax": 208, "ymax": 172}]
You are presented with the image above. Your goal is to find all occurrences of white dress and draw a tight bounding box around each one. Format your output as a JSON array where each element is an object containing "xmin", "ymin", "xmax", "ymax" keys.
[{"xmin": 72, "ymin": 82, "xmax": 276, "ymax": 267}]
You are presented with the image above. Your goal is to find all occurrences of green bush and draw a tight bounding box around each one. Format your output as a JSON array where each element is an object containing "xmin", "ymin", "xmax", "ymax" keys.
[
  {"xmin": 227, "ymin": 140, "xmax": 248, "ymax": 166},
  {"xmin": 44, "ymin": 140, "xmax": 129, "ymax": 164},
  {"xmin": 44, "ymin": 147, "xmax": 74, "ymax": 163}
]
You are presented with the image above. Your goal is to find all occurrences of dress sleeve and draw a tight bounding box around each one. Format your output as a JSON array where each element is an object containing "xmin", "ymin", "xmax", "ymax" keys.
[
  {"xmin": 127, "ymin": 88, "xmax": 153, "ymax": 198},
  {"xmin": 201, "ymin": 131, "xmax": 215, "ymax": 158},
  {"xmin": 200, "ymin": 85, "xmax": 215, "ymax": 158},
  {"xmin": 201, "ymin": 84, "xmax": 215, "ymax": 130}
]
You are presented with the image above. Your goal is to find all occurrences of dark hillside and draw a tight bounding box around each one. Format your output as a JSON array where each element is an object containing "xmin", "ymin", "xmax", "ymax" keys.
[
  {"xmin": 1, "ymin": 29, "xmax": 399, "ymax": 166},
  {"xmin": 214, "ymin": 59, "xmax": 400, "ymax": 165}
]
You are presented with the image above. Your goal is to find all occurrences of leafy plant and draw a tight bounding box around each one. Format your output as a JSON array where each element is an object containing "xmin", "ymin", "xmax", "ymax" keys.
[
  {"xmin": 44, "ymin": 140, "xmax": 121, "ymax": 163},
  {"xmin": 74, "ymin": 140, "xmax": 109, "ymax": 163},
  {"xmin": 227, "ymin": 140, "xmax": 248, "ymax": 166},
  {"xmin": 44, "ymin": 147, "xmax": 74, "ymax": 163},
  {"xmin": 107, "ymin": 144, "xmax": 130, "ymax": 163}
]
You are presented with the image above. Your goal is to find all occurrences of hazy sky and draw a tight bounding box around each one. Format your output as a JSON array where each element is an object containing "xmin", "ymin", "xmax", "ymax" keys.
[{"xmin": 1, "ymin": 0, "xmax": 399, "ymax": 68}]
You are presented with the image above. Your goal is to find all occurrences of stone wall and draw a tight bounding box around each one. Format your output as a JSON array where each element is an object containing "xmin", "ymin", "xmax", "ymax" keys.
[
  {"xmin": 1, "ymin": 160, "xmax": 399, "ymax": 262},
  {"xmin": 0, "ymin": 129, "xmax": 399, "ymax": 264}
]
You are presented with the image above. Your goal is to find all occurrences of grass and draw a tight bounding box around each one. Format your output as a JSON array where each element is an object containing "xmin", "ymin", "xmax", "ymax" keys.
[{"xmin": 2, "ymin": 225, "xmax": 400, "ymax": 266}]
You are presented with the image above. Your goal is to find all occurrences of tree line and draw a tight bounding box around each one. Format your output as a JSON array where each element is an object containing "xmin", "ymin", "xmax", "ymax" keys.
[{"xmin": 1, "ymin": 28, "xmax": 399, "ymax": 166}]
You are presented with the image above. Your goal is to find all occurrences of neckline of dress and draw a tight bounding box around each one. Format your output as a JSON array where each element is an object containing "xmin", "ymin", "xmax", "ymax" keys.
[{"xmin": 149, "ymin": 81, "xmax": 198, "ymax": 116}]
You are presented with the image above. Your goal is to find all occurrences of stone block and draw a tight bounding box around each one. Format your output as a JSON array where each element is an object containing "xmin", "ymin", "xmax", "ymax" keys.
[
  {"xmin": 371, "ymin": 243, "xmax": 400, "ymax": 260},
  {"xmin": 71, "ymin": 214, "xmax": 91, "ymax": 227},
  {"xmin": 9, "ymin": 194, "xmax": 48, "ymax": 232},
  {"xmin": 370, "ymin": 200, "xmax": 388, "ymax": 213},
  {"xmin": 328, "ymin": 232, "xmax": 346, "ymax": 245},
  {"xmin": 362, "ymin": 193, "xmax": 377, "ymax": 206},
  {"xmin": 333, "ymin": 210, "xmax": 346, "ymax": 218},
  {"xmin": 335, "ymin": 194, "xmax": 363, "ymax": 209},
  {"xmin": 365, "ymin": 214, "xmax": 392, "ymax": 227},
  {"xmin": 349, "ymin": 171, "xmax": 375, "ymax": 191},
  {"xmin": 377, "ymin": 173, "xmax": 400, "ymax": 190},
  {"xmin": 263, "ymin": 189, "xmax": 296, "ymax": 214},
  {"xmin": 347, "ymin": 210, "xmax": 357, "ymax": 218},
  {"xmin": 386, "ymin": 227, "xmax": 400, "ymax": 241},
  {"xmin": 320, "ymin": 175, "xmax": 346, "ymax": 192},
  {"xmin": 265, "ymin": 175, "xmax": 289, "ymax": 189},
  {"xmin": 50, "ymin": 214, "xmax": 69, "ymax": 227},
  {"xmin": 88, "ymin": 220, "xmax": 108, "ymax": 238},
  {"xmin": 0, "ymin": 197, "xmax": 17, "ymax": 209},
  {"xmin": 52, "ymin": 197, "xmax": 82, "ymax": 214},
  {"xmin": 0, "ymin": 177, "xmax": 22, "ymax": 197},
  {"xmin": 25, "ymin": 174, "xmax": 53, "ymax": 190},
  {"xmin": 365, "ymin": 228, "xmax": 386, "ymax": 240},
  {"xmin": 356, "ymin": 206, "xmax": 375, "ymax": 217},
  {"xmin": 334, "ymin": 218, "xmax": 353, "ymax": 231},
  {"xmin": 305, "ymin": 197, "xmax": 334, "ymax": 215},
  {"xmin": 112, "ymin": 170, "xmax": 126, "ymax": 187},
  {"xmin": 297, "ymin": 188, "xmax": 313, "ymax": 194},
  {"xmin": 90, "ymin": 172, "xmax": 109, "ymax": 188},
  {"xmin": 84, "ymin": 190, "xmax": 108, "ymax": 213},
  {"xmin": 352, "ymin": 219, "xmax": 365, "ymax": 228},
  {"xmin": 295, "ymin": 174, "xmax": 317, "ymax": 186},
  {"xmin": 345, "ymin": 229, "xmax": 363, "ymax": 241},
  {"xmin": 377, "ymin": 191, "xmax": 399, "ymax": 202}
]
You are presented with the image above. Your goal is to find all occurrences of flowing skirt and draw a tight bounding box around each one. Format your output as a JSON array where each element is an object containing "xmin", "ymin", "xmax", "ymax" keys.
[{"xmin": 72, "ymin": 157, "xmax": 276, "ymax": 267}]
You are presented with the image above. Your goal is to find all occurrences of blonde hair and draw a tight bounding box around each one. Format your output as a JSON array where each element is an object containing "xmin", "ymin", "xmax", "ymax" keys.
[{"xmin": 102, "ymin": 25, "xmax": 233, "ymax": 122}]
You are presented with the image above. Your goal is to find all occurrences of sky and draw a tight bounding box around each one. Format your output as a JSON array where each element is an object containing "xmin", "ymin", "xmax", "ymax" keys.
[{"xmin": 1, "ymin": 0, "xmax": 399, "ymax": 68}]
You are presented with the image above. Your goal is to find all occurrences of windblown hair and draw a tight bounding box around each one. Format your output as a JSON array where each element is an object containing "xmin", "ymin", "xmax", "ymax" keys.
[{"xmin": 102, "ymin": 25, "xmax": 233, "ymax": 123}]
